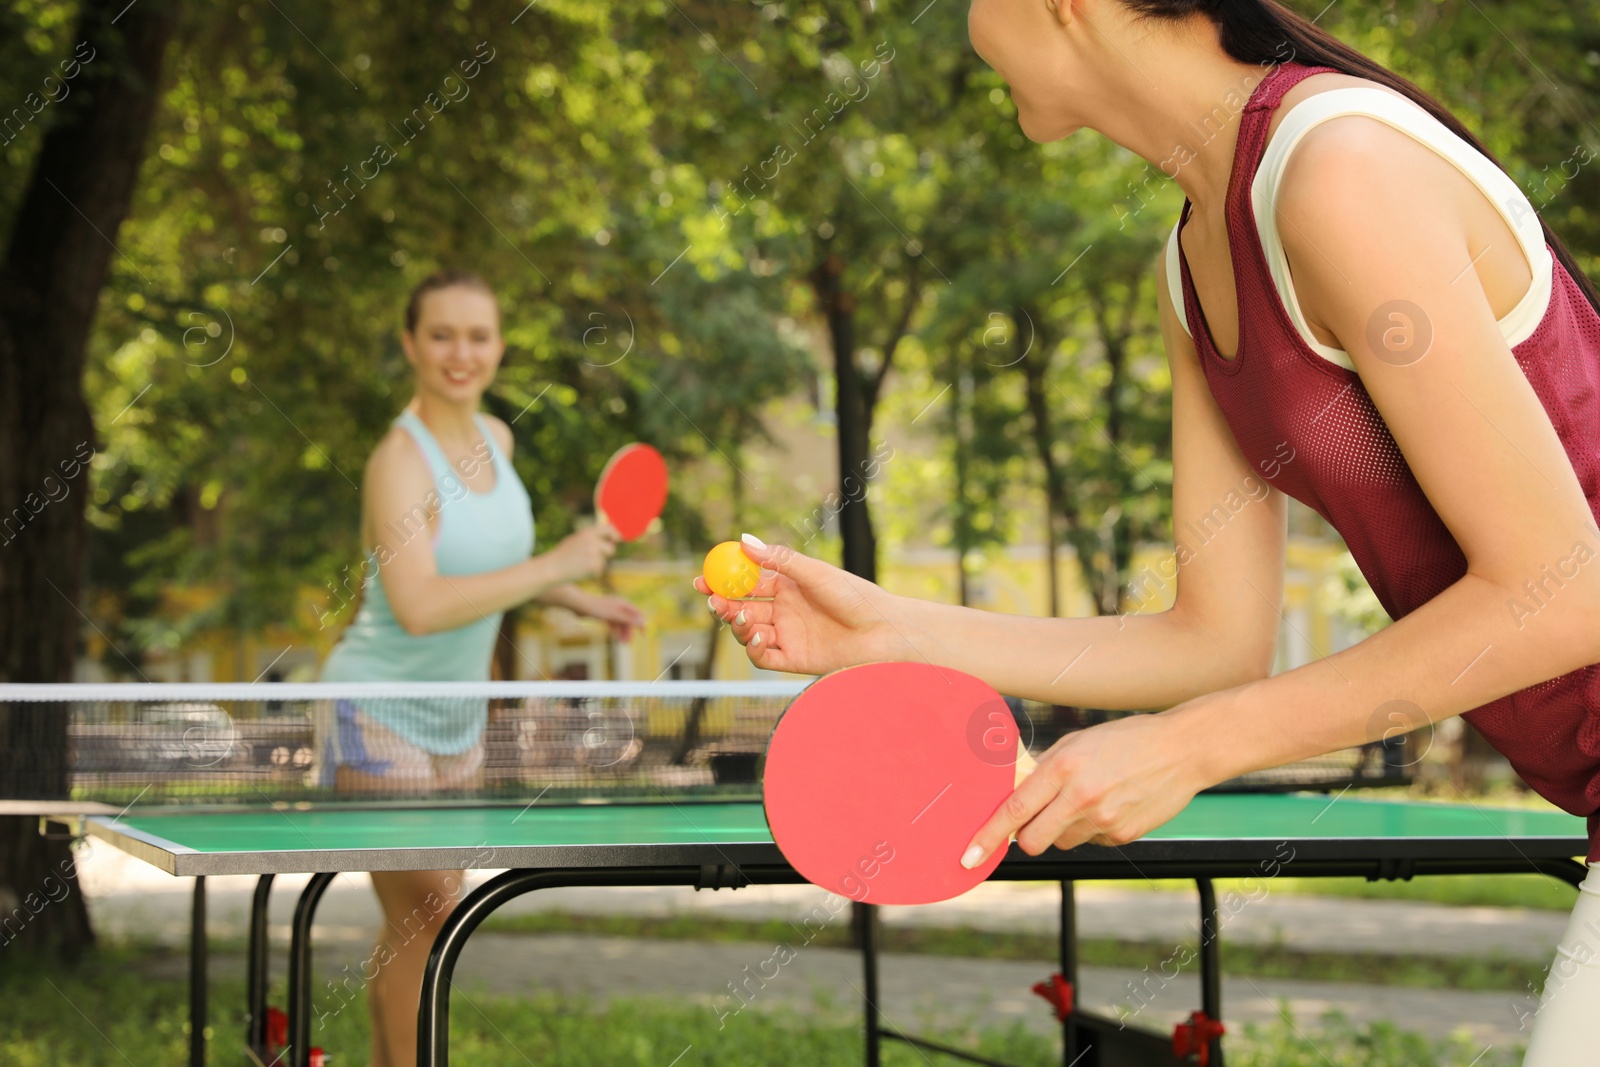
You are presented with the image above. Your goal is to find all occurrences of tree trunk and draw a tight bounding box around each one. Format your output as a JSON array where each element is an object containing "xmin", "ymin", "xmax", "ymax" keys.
[
  {"xmin": 1042, "ymin": 512, "xmax": 1059, "ymax": 617},
  {"xmin": 675, "ymin": 457, "xmax": 738, "ymax": 765},
  {"xmin": 1099, "ymin": 329, "xmax": 1131, "ymax": 615},
  {"xmin": 812, "ymin": 252, "xmax": 879, "ymax": 950},
  {"xmin": 953, "ymin": 369, "xmax": 971, "ymax": 607},
  {"xmin": 812, "ymin": 255, "xmax": 876, "ymax": 582},
  {"xmin": 671, "ymin": 608, "xmax": 724, "ymax": 766},
  {"xmin": 1016, "ymin": 312, "xmax": 1062, "ymax": 617},
  {"xmin": 0, "ymin": 0, "xmax": 179, "ymax": 960}
]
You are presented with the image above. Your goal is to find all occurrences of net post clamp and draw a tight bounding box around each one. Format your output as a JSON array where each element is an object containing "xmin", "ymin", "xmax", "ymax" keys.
[
  {"xmin": 695, "ymin": 863, "xmax": 748, "ymax": 891},
  {"xmin": 1369, "ymin": 856, "xmax": 1418, "ymax": 882}
]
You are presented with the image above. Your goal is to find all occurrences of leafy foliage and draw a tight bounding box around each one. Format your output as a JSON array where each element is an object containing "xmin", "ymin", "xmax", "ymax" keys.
[{"xmin": 3, "ymin": 0, "xmax": 1597, "ymax": 659}]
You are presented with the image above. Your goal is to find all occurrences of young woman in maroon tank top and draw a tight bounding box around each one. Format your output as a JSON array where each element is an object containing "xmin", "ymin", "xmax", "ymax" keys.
[{"xmin": 707, "ymin": 1, "xmax": 1600, "ymax": 1060}]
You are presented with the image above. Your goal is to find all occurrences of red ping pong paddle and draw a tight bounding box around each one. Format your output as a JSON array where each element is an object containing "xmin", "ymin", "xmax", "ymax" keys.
[
  {"xmin": 594, "ymin": 443, "xmax": 668, "ymax": 541},
  {"xmin": 763, "ymin": 662, "xmax": 1037, "ymax": 905}
]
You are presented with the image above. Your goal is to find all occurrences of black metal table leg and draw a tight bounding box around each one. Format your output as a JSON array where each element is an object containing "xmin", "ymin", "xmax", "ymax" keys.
[
  {"xmin": 1059, "ymin": 880, "xmax": 1077, "ymax": 1066},
  {"xmin": 1535, "ymin": 857, "xmax": 1590, "ymax": 888},
  {"xmin": 859, "ymin": 902, "xmax": 881, "ymax": 1067},
  {"xmin": 1196, "ymin": 878, "xmax": 1224, "ymax": 1067},
  {"xmin": 190, "ymin": 876, "xmax": 207, "ymax": 1067},
  {"xmin": 247, "ymin": 874, "xmax": 276, "ymax": 1060},
  {"xmin": 859, "ymin": 899, "xmax": 1017, "ymax": 1067},
  {"xmin": 415, "ymin": 849, "xmax": 1592, "ymax": 1065},
  {"xmin": 289, "ymin": 873, "xmax": 337, "ymax": 1067},
  {"xmin": 416, "ymin": 864, "xmax": 787, "ymax": 1067}
]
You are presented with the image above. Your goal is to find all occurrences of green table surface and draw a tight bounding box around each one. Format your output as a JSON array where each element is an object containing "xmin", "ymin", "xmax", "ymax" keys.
[{"xmin": 97, "ymin": 792, "xmax": 1585, "ymax": 860}]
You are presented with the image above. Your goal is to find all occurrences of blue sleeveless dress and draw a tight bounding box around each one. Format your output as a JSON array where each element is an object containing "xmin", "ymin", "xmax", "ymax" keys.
[{"xmin": 320, "ymin": 410, "xmax": 535, "ymax": 754}]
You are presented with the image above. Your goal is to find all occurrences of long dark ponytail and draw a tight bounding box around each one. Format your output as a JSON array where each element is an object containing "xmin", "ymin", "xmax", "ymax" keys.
[{"xmin": 1129, "ymin": 0, "xmax": 1600, "ymax": 318}]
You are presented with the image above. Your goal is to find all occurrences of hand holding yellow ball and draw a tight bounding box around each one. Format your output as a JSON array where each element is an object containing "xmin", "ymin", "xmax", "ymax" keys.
[{"xmin": 702, "ymin": 540, "xmax": 761, "ymax": 599}]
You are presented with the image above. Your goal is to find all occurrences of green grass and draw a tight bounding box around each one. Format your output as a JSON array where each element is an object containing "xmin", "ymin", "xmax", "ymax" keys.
[
  {"xmin": 1227, "ymin": 1013, "xmax": 1521, "ymax": 1067},
  {"xmin": 478, "ymin": 911, "xmax": 1549, "ymax": 993},
  {"xmin": 0, "ymin": 944, "xmax": 1523, "ymax": 1067}
]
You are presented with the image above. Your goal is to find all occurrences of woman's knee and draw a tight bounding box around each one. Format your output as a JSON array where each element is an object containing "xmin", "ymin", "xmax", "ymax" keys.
[{"xmin": 371, "ymin": 869, "xmax": 468, "ymax": 938}]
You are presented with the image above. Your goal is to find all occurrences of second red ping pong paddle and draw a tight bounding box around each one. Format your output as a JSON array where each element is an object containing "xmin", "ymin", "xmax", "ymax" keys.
[
  {"xmin": 763, "ymin": 662, "xmax": 1037, "ymax": 906},
  {"xmin": 594, "ymin": 443, "xmax": 668, "ymax": 542}
]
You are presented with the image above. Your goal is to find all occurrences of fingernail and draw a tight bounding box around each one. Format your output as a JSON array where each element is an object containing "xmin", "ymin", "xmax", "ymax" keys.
[
  {"xmin": 741, "ymin": 532, "xmax": 766, "ymax": 549},
  {"xmin": 960, "ymin": 845, "xmax": 985, "ymax": 870},
  {"xmin": 751, "ymin": 632, "xmax": 762, "ymax": 647},
  {"xmin": 735, "ymin": 610, "xmax": 746, "ymax": 625},
  {"xmin": 707, "ymin": 596, "xmax": 717, "ymax": 614}
]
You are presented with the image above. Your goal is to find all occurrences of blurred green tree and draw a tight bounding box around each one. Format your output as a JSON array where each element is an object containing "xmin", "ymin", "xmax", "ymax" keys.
[{"xmin": 0, "ymin": 0, "xmax": 179, "ymax": 961}]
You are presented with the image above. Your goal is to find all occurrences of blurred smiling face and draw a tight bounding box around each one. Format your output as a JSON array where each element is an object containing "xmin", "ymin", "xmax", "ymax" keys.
[
  {"xmin": 968, "ymin": 0, "xmax": 1080, "ymax": 142},
  {"xmin": 403, "ymin": 285, "xmax": 504, "ymax": 402}
]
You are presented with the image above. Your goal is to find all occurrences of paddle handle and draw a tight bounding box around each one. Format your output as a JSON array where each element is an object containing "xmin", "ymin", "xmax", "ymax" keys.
[
  {"xmin": 1001, "ymin": 743, "xmax": 1041, "ymax": 847},
  {"xmin": 1014, "ymin": 743, "xmax": 1037, "ymax": 788}
]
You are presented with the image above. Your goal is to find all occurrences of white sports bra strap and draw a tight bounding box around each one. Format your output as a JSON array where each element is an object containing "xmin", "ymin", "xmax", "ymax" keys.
[
  {"xmin": 1166, "ymin": 87, "xmax": 1553, "ymax": 370},
  {"xmin": 1251, "ymin": 87, "xmax": 1551, "ymax": 369}
]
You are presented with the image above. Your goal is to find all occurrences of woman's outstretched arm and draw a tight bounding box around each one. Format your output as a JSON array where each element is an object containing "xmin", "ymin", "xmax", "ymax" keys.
[
  {"xmin": 709, "ymin": 253, "xmax": 1289, "ymax": 712},
  {"xmin": 364, "ymin": 427, "xmax": 616, "ymax": 636}
]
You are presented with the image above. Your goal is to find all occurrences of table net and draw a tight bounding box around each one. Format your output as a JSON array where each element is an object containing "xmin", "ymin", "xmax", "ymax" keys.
[{"xmin": 0, "ymin": 681, "xmax": 1413, "ymax": 806}]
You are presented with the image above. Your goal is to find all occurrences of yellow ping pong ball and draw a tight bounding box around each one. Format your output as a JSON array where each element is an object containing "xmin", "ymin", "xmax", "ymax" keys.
[{"xmin": 703, "ymin": 541, "xmax": 760, "ymax": 599}]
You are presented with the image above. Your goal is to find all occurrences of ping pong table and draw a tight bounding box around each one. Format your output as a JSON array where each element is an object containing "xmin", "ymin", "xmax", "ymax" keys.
[{"xmin": 77, "ymin": 791, "xmax": 1589, "ymax": 1067}]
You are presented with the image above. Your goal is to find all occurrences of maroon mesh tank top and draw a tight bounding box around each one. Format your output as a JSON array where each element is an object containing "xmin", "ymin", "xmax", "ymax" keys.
[{"xmin": 1176, "ymin": 61, "xmax": 1600, "ymax": 856}]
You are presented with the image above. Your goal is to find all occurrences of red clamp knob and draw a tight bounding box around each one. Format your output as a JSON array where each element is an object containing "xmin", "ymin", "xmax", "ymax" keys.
[
  {"xmin": 1173, "ymin": 1010, "xmax": 1226, "ymax": 1066},
  {"xmin": 265, "ymin": 1006, "xmax": 288, "ymax": 1053},
  {"xmin": 309, "ymin": 1048, "xmax": 329, "ymax": 1067},
  {"xmin": 1030, "ymin": 973, "xmax": 1075, "ymax": 1022}
]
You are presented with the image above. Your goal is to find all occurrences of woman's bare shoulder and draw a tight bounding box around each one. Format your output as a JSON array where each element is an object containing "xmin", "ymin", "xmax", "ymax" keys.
[{"xmin": 364, "ymin": 423, "xmax": 433, "ymax": 492}]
